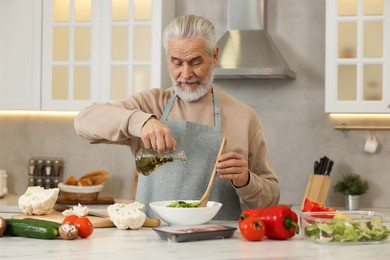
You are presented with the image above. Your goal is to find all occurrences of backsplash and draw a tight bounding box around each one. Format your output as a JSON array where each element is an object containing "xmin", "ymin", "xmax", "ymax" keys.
[{"xmin": 0, "ymin": 114, "xmax": 135, "ymax": 200}]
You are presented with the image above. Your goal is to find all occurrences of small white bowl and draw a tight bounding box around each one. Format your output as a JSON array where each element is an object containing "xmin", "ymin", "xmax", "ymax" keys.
[
  {"xmin": 58, "ymin": 182, "xmax": 104, "ymax": 201},
  {"xmin": 149, "ymin": 200, "xmax": 222, "ymax": 226},
  {"xmin": 58, "ymin": 182, "xmax": 103, "ymax": 193}
]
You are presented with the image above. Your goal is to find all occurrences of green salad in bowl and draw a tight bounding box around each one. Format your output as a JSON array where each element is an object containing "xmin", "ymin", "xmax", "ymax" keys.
[
  {"xmin": 149, "ymin": 200, "xmax": 222, "ymax": 226},
  {"xmin": 167, "ymin": 200, "xmax": 200, "ymax": 208},
  {"xmin": 300, "ymin": 211, "xmax": 390, "ymax": 244}
]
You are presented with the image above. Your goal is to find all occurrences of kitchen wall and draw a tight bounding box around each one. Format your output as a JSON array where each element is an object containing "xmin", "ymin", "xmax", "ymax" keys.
[
  {"xmin": 1, "ymin": 0, "xmax": 390, "ymax": 207},
  {"xmin": 0, "ymin": 113, "xmax": 134, "ymax": 199}
]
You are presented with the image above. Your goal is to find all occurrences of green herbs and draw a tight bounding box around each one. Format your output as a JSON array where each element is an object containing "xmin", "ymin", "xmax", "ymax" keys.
[
  {"xmin": 333, "ymin": 173, "xmax": 369, "ymax": 196},
  {"xmin": 167, "ymin": 201, "xmax": 200, "ymax": 208},
  {"xmin": 305, "ymin": 217, "xmax": 390, "ymax": 243}
]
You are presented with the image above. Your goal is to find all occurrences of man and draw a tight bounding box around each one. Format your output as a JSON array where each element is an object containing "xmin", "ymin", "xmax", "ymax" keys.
[{"xmin": 74, "ymin": 15, "xmax": 279, "ymax": 220}]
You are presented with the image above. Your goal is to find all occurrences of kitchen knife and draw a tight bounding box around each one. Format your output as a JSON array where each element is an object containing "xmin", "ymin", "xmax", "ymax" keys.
[
  {"xmin": 320, "ymin": 156, "xmax": 329, "ymax": 175},
  {"xmin": 326, "ymin": 160, "xmax": 334, "ymax": 176},
  {"xmin": 314, "ymin": 161, "xmax": 319, "ymax": 174},
  {"xmin": 54, "ymin": 204, "xmax": 109, "ymax": 218},
  {"xmin": 324, "ymin": 157, "xmax": 330, "ymax": 174},
  {"xmin": 317, "ymin": 158, "xmax": 324, "ymax": 174},
  {"xmin": 318, "ymin": 157, "xmax": 326, "ymax": 174}
]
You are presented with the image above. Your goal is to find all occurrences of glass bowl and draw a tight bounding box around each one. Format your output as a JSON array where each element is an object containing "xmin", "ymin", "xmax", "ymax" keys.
[{"xmin": 299, "ymin": 211, "xmax": 390, "ymax": 244}]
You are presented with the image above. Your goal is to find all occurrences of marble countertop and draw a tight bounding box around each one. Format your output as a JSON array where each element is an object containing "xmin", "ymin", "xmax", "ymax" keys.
[{"xmin": 2, "ymin": 195, "xmax": 390, "ymax": 259}]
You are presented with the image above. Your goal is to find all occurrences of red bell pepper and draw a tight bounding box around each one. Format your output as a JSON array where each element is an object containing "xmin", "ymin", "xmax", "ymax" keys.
[
  {"xmin": 302, "ymin": 198, "xmax": 336, "ymax": 219},
  {"xmin": 240, "ymin": 205, "xmax": 299, "ymax": 240}
]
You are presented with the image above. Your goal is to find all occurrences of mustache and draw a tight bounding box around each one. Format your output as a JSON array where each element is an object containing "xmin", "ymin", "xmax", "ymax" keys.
[{"xmin": 175, "ymin": 77, "xmax": 200, "ymax": 85}]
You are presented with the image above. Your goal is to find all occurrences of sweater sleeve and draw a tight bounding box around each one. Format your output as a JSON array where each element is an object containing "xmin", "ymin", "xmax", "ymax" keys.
[
  {"xmin": 234, "ymin": 120, "xmax": 280, "ymax": 208},
  {"xmin": 74, "ymin": 89, "xmax": 167, "ymax": 144},
  {"xmin": 74, "ymin": 103, "xmax": 154, "ymax": 143}
]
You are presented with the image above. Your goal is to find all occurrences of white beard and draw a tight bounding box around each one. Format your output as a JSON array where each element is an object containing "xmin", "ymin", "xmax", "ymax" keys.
[{"xmin": 172, "ymin": 69, "xmax": 215, "ymax": 102}]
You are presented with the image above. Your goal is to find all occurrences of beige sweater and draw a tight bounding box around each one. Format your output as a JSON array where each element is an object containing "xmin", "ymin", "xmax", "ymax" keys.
[{"xmin": 74, "ymin": 86, "xmax": 280, "ymax": 208}]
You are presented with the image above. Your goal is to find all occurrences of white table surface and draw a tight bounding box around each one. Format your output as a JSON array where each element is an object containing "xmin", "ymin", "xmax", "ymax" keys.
[{"xmin": 2, "ymin": 194, "xmax": 390, "ymax": 260}]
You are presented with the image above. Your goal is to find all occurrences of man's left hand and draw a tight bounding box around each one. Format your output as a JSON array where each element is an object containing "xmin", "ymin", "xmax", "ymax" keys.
[{"xmin": 216, "ymin": 152, "xmax": 249, "ymax": 188}]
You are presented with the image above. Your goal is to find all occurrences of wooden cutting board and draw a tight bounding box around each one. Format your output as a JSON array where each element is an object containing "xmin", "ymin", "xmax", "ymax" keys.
[
  {"xmin": 56, "ymin": 197, "xmax": 115, "ymax": 205},
  {"xmin": 12, "ymin": 209, "xmax": 114, "ymax": 228},
  {"xmin": 12, "ymin": 210, "xmax": 161, "ymax": 228}
]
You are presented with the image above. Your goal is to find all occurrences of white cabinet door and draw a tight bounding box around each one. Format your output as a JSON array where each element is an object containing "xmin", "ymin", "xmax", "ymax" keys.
[
  {"xmin": 41, "ymin": 0, "xmax": 174, "ymax": 111},
  {"xmin": 0, "ymin": 0, "xmax": 41, "ymax": 110},
  {"xmin": 41, "ymin": 0, "xmax": 100, "ymax": 111},
  {"xmin": 325, "ymin": 0, "xmax": 390, "ymax": 113}
]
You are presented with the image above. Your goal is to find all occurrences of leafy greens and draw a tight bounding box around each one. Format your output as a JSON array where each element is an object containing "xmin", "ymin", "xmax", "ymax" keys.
[
  {"xmin": 305, "ymin": 217, "xmax": 390, "ymax": 243},
  {"xmin": 167, "ymin": 201, "xmax": 200, "ymax": 208}
]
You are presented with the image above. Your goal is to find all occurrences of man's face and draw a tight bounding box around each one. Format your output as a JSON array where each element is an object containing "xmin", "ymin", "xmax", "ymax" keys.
[{"xmin": 167, "ymin": 37, "xmax": 218, "ymax": 101}]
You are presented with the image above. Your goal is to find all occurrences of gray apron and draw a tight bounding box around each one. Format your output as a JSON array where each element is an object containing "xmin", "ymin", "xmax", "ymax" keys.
[{"xmin": 136, "ymin": 86, "xmax": 241, "ymax": 220}]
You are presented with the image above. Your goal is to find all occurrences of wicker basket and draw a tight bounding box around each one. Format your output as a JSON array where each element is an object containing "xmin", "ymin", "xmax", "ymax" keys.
[{"xmin": 61, "ymin": 191, "xmax": 99, "ymax": 201}]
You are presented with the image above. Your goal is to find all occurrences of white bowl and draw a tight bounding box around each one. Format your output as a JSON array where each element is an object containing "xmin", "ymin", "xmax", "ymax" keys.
[
  {"xmin": 58, "ymin": 182, "xmax": 104, "ymax": 201},
  {"xmin": 58, "ymin": 182, "xmax": 103, "ymax": 193},
  {"xmin": 149, "ymin": 200, "xmax": 222, "ymax": 226}
]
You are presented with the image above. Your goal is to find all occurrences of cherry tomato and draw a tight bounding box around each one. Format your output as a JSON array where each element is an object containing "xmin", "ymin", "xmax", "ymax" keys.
[
  {"xmin": 239, "ymin": 215, "xmax": 266, "ymax": 241},
  {"xmin": 74, "ymin": 217, "xmax": 94, "ymax": 238},
  {"xmin": 62, "ymin": 215, "xmax": 79, "ymax": 225}
]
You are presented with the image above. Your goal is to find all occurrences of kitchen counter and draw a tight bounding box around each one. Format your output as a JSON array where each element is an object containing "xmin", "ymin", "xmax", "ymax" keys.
[{"xmin": 2, "ymin": 195, "xmax": 390, "ymax": 259}]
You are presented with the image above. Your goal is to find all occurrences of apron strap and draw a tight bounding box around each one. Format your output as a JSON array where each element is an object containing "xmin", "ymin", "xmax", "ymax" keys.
[
  {"xmin": 212, "ymin": 85, "xmax": 222, "ymax": 130},
  {"xmin": 160, "ymin": 92, "xmax": 177, "ymax": 121},
  {"xmin": 161, "ymin": 86, "xmax": 222, "ymax": 131}
]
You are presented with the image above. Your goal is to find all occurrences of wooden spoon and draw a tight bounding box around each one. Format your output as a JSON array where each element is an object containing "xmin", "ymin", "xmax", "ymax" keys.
[{"xmin": 198, "ymin": 137, "xmax": 227, "ymax": 207}]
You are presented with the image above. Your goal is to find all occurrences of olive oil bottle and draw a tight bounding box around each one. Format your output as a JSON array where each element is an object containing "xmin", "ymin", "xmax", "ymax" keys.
[{"xmin": 135, "ymin": 148, "xmax": 186, "ymax": 176}]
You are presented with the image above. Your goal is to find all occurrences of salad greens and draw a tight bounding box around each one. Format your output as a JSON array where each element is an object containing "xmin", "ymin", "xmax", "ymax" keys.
[
  {"xmin": 304, "ymin": 217, "xmax": 390, "ymax": 243},
  {"xmin": 167, "ymin": 201, "xmax": 200, "ymax": 208}
]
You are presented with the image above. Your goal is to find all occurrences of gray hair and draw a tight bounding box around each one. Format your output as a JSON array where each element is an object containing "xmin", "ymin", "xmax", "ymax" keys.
[{"xmin": 162, "ymin": 15, "xmax": 217, "ymax": 56}]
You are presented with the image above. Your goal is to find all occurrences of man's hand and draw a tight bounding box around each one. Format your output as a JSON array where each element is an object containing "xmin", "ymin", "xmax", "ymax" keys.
[
  {"xmin": 216, "ymin": 152, "xmax": 249, "ymax": 188},
  {"xmin": 141, "ymin": 117, "xmax": 176, "ymax": 153}
]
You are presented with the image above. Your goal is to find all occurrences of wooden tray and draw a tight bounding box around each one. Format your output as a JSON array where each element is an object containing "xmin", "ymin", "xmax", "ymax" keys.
[
  {"xmin": 56, "ymin": 197, "xmax": 115, "ymax": 205},
  {"xmin": 12, "ymin": 209, "xmax": 114, "ymax": 228},
  {"xmin": 12, "ymin": 210, "xmax": 161, "ymax": 228}
]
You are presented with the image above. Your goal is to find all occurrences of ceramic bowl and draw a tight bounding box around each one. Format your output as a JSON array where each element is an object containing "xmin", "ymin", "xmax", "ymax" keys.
[{"xmin": 149, "ymin": 200, "xmax": 222, "ymax": 226}]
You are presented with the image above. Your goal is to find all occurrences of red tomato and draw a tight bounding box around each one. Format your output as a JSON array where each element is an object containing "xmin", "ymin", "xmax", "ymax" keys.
[
  {"xmin": 239, "ymin": 215, "xmax": 266, "ymax": 241},
  {"xmin": 74, "ymin": 217, "xmax": 94, "ymax": 238},
  {"xmin": 62, "ymin": 215, "xmax": 79, "ymax": 225}
]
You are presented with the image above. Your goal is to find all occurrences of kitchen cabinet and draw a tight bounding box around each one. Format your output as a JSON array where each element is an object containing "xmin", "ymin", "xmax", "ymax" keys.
[
  {"xmin": 0, "ymin": 0, "xmax": 41, "ymax": 110},
  {"xmin": 325, "ymin": 0, "xmax": 390, "ymax": 113},
  {"xmin": 0, "ymin": 0, "xmax": 174, "ymax": 111},
  {"xmin": 41, "ymin": 0, "xmax": 174, "ymax": 111}
]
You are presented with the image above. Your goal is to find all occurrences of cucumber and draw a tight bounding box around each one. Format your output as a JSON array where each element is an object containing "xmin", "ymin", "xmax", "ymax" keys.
[
  {"xmin": 23, "ymin": 218, "xmax": 61, "ymax": 229},
  {"xmin": 5, "ymin": 219, "xmax": 59, "ymax": 239}
]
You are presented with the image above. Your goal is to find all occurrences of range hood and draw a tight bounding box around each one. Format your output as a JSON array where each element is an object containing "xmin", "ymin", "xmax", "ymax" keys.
[{"xmin": 214, "ymin": 0, "xmax": 296, "ymax": 79}]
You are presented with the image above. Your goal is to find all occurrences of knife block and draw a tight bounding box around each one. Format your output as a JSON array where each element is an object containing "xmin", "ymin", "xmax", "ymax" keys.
[{"xmin": 301, "ymin": 174, "xmax": 331, "ymax": 210}]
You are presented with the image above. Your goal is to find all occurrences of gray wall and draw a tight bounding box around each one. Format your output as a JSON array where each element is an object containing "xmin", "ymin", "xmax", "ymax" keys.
[
  {"xmin": 1, "ymin": 0, "xmax": 389, "ymax": 208},
  {"xmin": 0, "ymin": 114, "xmax": 135, "ymax": 199}
]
